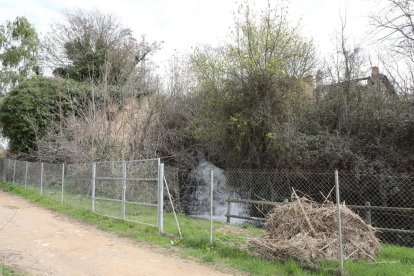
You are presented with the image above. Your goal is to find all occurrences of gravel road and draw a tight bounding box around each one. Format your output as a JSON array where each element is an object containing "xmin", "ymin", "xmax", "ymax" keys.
[{"xmin": 0, "ymin": 191, "xmax": 229, "ymax": 276}]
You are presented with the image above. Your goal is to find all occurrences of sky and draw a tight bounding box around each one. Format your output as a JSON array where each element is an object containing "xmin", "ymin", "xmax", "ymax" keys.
[{"xmin": 0, "ymin": 0, "xmax": 383, "ymax": 76}]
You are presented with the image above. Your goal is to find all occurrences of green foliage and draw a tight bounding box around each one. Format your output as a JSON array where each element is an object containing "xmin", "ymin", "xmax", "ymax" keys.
[
  {"xmin": 161, "ymin": 3, "xmax": 414, "ymax": 173},
  {"xmin": 0, "ymin": 77, "xmax": 59, "ymax": 154},
  {"xmin": 0, "ymin": 16, "xmax": 39, "ymax": 95},
  {"xmin": 0, "ymin": 77, "xmax": 95, "ymax": 155},
  {"xmin": 0, "ymin": 264, "xmax": 21, "ymax": 276},
  {"xmin": 63, "ymin": 34, "xmax": 109, "ymax": 82},
  {"xmin": 298, "ymin": 83, "xmax": 414, "ymax": 171},
  {"xmin": 0, "ymin": 70, "xmax": 137, "ymax": 158},
  {"xmin": 187, "ymin": 4, "xmax": 316, "ymax": 169}
]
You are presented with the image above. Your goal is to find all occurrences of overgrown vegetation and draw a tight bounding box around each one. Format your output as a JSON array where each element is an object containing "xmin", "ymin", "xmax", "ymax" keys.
[
  {"xmin": 0, "ymin": 77, "xmax": 83, "ymax": 155},
  {"xmin": 0, "ymin": 0, "xmax": 413, "ymax": 273},
  {"xmin": 1, "ymin": 2, "xmax": 412, "ymax": 173},
  {"xmin": 160, "ymin": 4, "xmax": 414, "ymax": 172}
]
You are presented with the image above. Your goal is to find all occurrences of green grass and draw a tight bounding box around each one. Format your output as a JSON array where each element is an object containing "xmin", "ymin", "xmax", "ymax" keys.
[
  {"xmin": 0, "ymin": 264, "xmax": 22, "ymax": 275},
  {"xmin": 1, "ymin": 182, "xmax": 414, "ymax": 275}
]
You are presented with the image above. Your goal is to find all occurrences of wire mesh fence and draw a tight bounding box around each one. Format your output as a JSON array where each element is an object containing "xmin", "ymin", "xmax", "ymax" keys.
[
  {"xmin": 42, "ymin": 162, "xmax": 63, "ymax": 201},
  {"xmin": 124, "ymin": 159, "xmax": 159, "ymax": 226},
  {"xmin": 1, "ymin": 157, "xmax": 413, "ymax": 253},
  {"xmin": 93, "ymin": 160, "xmax": 124, "ymax": 220},
  {"xmin": 220, "ymin": 169, "xmax": 414, "ymax": 247},
  {"xmin": 170, "ymin": 166, "xmax": 213, "ymax": 241},
  {"xmin": 0, "ymin": 158, "xmax": 164, "ymax": 229},
  {"xmin": 64, "ymin": 163, "xmax": 92, "ymax": 210},
  {"xmin": 339, "ymin": 172, "xmax": 414, "ymax": 247},
  {"xmin": 27, "ymin": 161, "xmax": 42, "ymax": 191}
]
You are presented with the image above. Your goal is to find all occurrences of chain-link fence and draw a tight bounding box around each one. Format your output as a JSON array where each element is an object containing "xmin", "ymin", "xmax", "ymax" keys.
[
  {"xmin": 169, "ymin": 165, "xmax": 214, "ymax": 242},
  {"xmin": 64, "ymin": 162, "xmax": 92, "ymax": 210},
  {"xmin": 1, "ymin": 158, "xmax": 413, "ymax": 247},
  {"xmin": 0, "ymin": 158, "xmax": 165, "ymax": 231},
  {"xmin": 218, "ymin": 169, "xmax": 414, "ymax": 247},
  {"xmin": 223, "ymin": 170, "xmax": 335, "ymax": 222},
  {"xmin": 339, "ymin": 172, "xmax": 414, "ymax": 247},
  {"xmin": 91, "ymin": 159, "xmax": 161, "ymax": 226},
  {"xmin": 1, "ymin": 158, "xmax": 413, "ymax": 273}
]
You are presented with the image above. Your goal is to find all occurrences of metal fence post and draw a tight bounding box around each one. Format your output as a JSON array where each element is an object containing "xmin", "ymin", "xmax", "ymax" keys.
[
  {"xmin": 157, "ymin": 162, "xmax": 164, "ymax": 234},
  {"xmin": 335, "ymin": 170, "xmax": 344, "ymax": 275},
  {"xmin": 2, "ymin": 159, "xmax": 6, "ymax": 182},
  {"xmin": 12, "ymin": 160, "xmax": 16, "ymax": 183},
  {"xmin": 210, "ymin": 170, "xmax": 214, "ymax": 243},
  {"xmin": 164, "ymin": 174, "xmax": 182, "ymax": 239},
  {"xmin": 122, "ymin": 160, "xmax": 126, "ymax": 220},
  {"xmin": 40, "ymin": 162, "xmax": 44, "ymax": 195},
  {"xmin": 365, "ymin": 201, "xmax": 372, "ymax": 225},
  {"xmin": 24, "ymin": 161, "xmax": 28, "ymax": 188},
  {"xmin": 61, "ymin": 163, "xmax": 65, "ymax": 204},
  {"xmin": 157, "ymin": 159, "xmax": 160, "ymax": 228},
  {"xmin": 226, "ymin": 198, "xmax": 232, "ymax": 223},
  {"xmin": 92, "ymin": 162, "xmax": 96, "ymax": 212}
]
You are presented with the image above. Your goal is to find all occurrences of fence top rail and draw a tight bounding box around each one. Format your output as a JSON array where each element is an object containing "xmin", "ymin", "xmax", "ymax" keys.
[
  {"xmin": 3, "ymin": 158, "xmax": 414, "ymax": 178},
  {"xmin": 94, "ymin": 176, "xmax": 158, "ymax": 181},
  {"xmin": 66, "ymin": 162, "xmax": 89, "ymax": 166},
  {"xmin": 93, "ymin": 158, "xmax": 159, "ymax": 164},
  {"xmin": 225, "ymin": 213, "xmax": 414, "ymax": 234},
  {"xmin": 223, "ymin": 168, "xmax": 414, "ymax": 177},
  {"xmin": 125, "ymin": 158, "xmax": 159, "ymax": 163},
  {"xmin": 94, "ymin": 160, "xmax": 123, "ymax": 165},
  {"xmin": 224, "ymin": 169, "xmax": 334, "ymax": 175},
  {"xmin": 347, "ymin": 205, "xmax": 414, "ymax": 212},
  {"xmin": 227, "ymin": 198, "xmax": 281, "ymax": 206},
  {"xmin": 227, "ymin": 198, "xmax": 414, "ymax": 212},
  {"xmin": 339, "ymin": 172, "xmax": 414, "ymax": 179}
]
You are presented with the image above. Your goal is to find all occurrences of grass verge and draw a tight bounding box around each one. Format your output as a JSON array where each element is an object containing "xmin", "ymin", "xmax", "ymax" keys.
[
  {"xmin": 1, "ymin": 183, "xmax": 413, "ymax": 275},
  {"xmin": 0, "ymin": 264, "xmax": 22, "ymax": 276}
]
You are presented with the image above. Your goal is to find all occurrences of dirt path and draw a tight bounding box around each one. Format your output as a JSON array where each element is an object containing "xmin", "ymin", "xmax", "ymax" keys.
[{"xmin": 0, "ymin": 191, "xmax": 229, "ymax": 276}]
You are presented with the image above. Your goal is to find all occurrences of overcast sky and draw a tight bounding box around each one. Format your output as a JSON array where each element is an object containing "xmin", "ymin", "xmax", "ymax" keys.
[{"xmin": 0, "ymin": 0, "xmax": 383, "ymax": 76}]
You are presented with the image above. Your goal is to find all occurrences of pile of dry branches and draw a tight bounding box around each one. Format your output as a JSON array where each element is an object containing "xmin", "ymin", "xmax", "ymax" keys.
[{"xmin": 248, "ymin": 190, "xmax": 380, "ymax": 263}]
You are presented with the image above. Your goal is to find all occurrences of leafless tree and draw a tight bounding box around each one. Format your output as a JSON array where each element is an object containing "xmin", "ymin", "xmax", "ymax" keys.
[
  {"xmin": 370, "ymin": 0, "xmax": 414, "ymax": 93},
  {"xmin": 35, "ymin": 82, "xmax": 163, "ymax": 163},
  {"xmin": 371, "ymin": 0, "xmax": 414, "ymax": 60},
  {"xmin": 42, "ymin": 9, "xmax": 159, "ymax": 85},
  {"xmin": 35, "ymin": 38, "xmax": 163, "ymax": 163}
]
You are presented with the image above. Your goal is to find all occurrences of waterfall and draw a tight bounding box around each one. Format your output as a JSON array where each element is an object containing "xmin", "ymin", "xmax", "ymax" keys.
[{"xmin": 187, "ymin": 159, "xmax": 247, "ymax": 224}]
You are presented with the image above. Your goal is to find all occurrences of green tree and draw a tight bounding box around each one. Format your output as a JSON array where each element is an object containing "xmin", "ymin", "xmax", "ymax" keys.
[
  {"xmin": 0, "ymin": 76, "xmax": 95, "ymax": 156},
  {"xmin": 0, "ymin": 17, "xmax": 39, "ymax": 95},
  {"xmin": 187, "ymin": 3, "xmax": 317, "ymax": 168}
]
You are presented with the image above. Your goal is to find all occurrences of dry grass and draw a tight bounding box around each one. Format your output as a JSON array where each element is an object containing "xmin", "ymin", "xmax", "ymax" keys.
[{"xmin": 248, "ymin": 192, "xmax": 380, "ymax": 263}]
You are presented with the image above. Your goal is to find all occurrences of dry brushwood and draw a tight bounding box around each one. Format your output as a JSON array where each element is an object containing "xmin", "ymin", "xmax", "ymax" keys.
[{"xmin": 248, "ymin": 193, "xmax": 380, "ymax": 263}]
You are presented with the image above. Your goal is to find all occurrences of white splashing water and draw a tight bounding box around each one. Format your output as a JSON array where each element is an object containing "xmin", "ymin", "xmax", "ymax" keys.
[{"xmin": 188, "ymin": 160, "xmax": 247, "ymax": 224}]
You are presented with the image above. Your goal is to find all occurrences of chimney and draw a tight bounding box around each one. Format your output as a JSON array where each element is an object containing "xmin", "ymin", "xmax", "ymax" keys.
[
  {"xmin": 371, "ymin": 66, "xmax": 380, "ymax": 77},
  {"xmin": 315, "ymin": 70, "xmax": 323, "ymax": 86}
]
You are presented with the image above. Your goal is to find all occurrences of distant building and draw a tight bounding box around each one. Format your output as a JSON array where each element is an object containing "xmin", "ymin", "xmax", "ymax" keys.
[{"xmin": 314, "ymin": 67, "xmax": 397, "ymax": 100}]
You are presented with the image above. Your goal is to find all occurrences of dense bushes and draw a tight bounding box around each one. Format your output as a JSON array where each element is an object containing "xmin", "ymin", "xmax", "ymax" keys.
[
  {"xmin": 1, "ymin": 4, "xmax": 413, "ymax": 175},
  {"xmin": 176, "ymin": 78, "xmax": 414, "ymax": 172},
  {"xmin": 0, "ymin": 77, "xmax": 63, "ymax": 154},
  {"xmin": 155, "ymin": 6, "xmax": 413, "ymax": 173}
]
